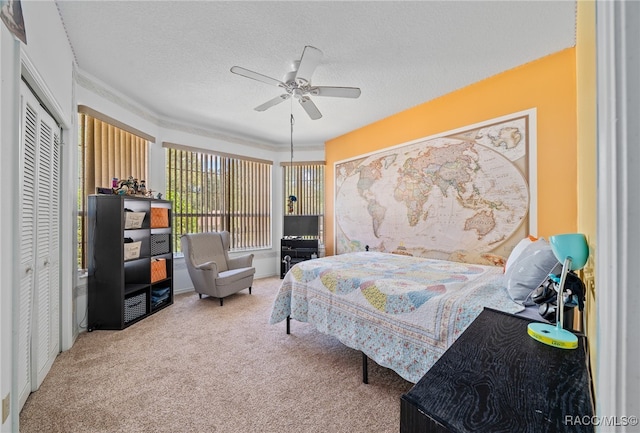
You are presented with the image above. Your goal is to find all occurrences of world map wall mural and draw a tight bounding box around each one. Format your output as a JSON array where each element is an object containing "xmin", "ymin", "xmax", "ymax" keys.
[{"xmin": 334, "ymin": 109, "xmax": 534, "ymax": 265}]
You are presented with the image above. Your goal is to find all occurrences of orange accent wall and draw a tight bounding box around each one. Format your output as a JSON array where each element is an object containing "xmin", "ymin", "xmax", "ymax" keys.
[{"xmin": 325, "ymin": 48, "xmax": 577, "ymax": 255}]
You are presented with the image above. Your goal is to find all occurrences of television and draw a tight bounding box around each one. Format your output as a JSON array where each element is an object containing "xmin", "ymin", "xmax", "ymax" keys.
[{"xmin": 283, "ymin": 215, "xmax": 319, "ymax": 238}]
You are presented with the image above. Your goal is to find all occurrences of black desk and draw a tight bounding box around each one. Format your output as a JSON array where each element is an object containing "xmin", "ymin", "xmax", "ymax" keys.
[
  {"xmin": 280, "ymin": 238, "xmax": 318, "ymax": 278},
  {"xmin": 400, "ymin": 308, "xmax": 594, "ymax": 433}
]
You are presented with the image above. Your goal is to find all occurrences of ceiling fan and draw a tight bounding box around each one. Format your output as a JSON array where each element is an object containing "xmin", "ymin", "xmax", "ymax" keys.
[{"xmin": 230, "ymin": 45, "xmax": 361, "ymax": 120}]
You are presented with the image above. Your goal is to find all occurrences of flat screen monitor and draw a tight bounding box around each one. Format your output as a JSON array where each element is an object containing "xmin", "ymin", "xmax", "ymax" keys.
[{"xmin": 283, "ymin": 215, "xmax": 319, "ymax": 237}]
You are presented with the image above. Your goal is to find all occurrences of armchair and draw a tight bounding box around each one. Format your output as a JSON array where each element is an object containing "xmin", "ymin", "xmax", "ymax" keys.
[{"xmin": 181, "ymin": 231, "xmax": 255, "ymax": 306}]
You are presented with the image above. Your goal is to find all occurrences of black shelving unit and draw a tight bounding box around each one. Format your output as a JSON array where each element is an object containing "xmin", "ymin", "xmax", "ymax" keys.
[
  {"xmin": 280, "ymin": 238, "xmax": 319, "ymax": 278},
  {"xmin": 87, "ymin": 194, "xmax": 173, "ymax": 330}
]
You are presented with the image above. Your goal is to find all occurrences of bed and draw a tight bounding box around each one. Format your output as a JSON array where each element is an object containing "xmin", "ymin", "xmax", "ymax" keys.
[{"xmin": 269, "ymin": 251, "xmax": 527, "ymax": 384}]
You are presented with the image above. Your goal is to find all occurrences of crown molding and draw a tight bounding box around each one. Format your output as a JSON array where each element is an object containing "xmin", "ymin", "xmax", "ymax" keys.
[{"xmin": 74, "ymin": 70, "xmax": 282, "ymax": 152}]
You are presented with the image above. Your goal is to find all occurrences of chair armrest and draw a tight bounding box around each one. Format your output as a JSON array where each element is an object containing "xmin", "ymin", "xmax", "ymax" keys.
[
  {"xmin": 228, "ymin": 254, "xmax": 254, "ymax": 269},
  {"xmin": 196, "ymin": 261, "xmax": 219, "ymax": 274}
]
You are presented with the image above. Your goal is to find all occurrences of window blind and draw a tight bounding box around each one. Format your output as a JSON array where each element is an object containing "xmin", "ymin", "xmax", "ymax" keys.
[
  {"xmin": 165, "ymin": 143, "xmax": 272, "ymax": 251},
  {"xmin": 78, "ymin": 111, "xmax": 150, "ymax": 268},
  {"xmin": 282, "ymin": 162, "xmax": 325, "ymax": 241}
]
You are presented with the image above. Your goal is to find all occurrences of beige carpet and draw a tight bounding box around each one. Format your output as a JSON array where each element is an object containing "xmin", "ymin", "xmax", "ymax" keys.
[{"xmin": 20, "ymin": 277, "xmax": 413, "ymax": 433}]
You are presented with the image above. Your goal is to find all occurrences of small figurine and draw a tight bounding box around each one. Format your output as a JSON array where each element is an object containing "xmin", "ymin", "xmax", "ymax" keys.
[
  {"xmin": 114, "ymin": 184, "xmax": 128, "ymax": 195},
  {"xmin": 114, "ymin": 177, "xmax": 135, "ymax": 195},
  {"xmin": 287, "ymin": 195, "xmax": 297, "ymax": 213}
]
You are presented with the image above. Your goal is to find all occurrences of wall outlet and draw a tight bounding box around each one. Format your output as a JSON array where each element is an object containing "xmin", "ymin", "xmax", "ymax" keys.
[{"xmin": 2, "ymin": 393, "xmax": 9, "ymax": 424}]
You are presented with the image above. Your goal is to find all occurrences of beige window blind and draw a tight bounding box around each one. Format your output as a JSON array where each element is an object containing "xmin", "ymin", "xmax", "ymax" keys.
[
  {"xmin": 165, "ymin": 142, "xmax": 272, "ymax": 251},
  {"xmin": 78, "ymin": 108, "xmax": 152, "ymax": 268},
  {"xmin": 282, "ymin": 161, "xmax": 325, "ymax": 241}
]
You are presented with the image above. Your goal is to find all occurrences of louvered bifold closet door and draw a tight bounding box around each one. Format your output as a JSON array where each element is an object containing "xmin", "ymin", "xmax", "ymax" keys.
[
  {"xmin": 32, "ymin": 110, "xmax": 61, "ymax": 390},
  {"xmin": 17, "ymin": 82, "xmax": 61, "ymax": 409},
  {"xmin": 17, "ymin": 87, "xmax": 38, "ymax": 410}
]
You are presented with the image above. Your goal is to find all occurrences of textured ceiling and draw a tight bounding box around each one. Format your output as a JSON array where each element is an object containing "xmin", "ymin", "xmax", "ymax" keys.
[{"xmin": 56, "ymin": 1, "xmax": 576, "ymax": 148}]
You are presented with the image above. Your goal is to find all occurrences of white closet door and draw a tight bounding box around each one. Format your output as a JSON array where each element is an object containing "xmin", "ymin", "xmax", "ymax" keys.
[
  {"xmin": 17, "ymin": 88, "xmax": 38, "ymax": 410},
  {"xmin": 31, "ymin": 110, "xmax": 60, "ymax": 389},
  {"xmin": 17, "ymin": 82, "xmax": 61, "ymax": 408}
]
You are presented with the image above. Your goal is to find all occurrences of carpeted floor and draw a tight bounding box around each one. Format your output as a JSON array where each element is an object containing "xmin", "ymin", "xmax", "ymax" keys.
[{"xmin": 19, "ymin": 276, "xmax": 413, "ymax": 433}]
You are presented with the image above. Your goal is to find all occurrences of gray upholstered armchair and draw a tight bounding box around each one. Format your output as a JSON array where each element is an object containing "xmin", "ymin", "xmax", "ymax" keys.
[{"xmin": 181, "ymin": 231, "xmax": 255, "ymax": 306}]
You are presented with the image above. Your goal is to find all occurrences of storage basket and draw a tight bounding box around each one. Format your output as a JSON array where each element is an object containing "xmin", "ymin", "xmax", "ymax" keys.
[
  {"xmin": 124, "ymin": 211, "xmax": 146, "ymax": 229},
  {"xmin": 123, "ymin": 241, "xmax": 142, "ymax": 261},
  {"xmin": 151, "ymin": 207, "xmax": 169, "ymax": 228},
  {"xmin": 150, "ymin": 234, "xmax": 170, "ymax": 256},
  {"xmin": 151, "ymin": 258, "xmax": 167, "ymax": 283},
  {"xmin": 124, "ymin": 292, "xmax": 147, "ymax": 323}
]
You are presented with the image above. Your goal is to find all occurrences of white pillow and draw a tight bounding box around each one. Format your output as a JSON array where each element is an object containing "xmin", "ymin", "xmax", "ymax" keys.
[
  {"xmin": 504, "ymin": 236, "xmax": 535, "ymax": 272},
  {"xmin": 503, "ymin": 238, "xmax": 562, "ymax": 305}
]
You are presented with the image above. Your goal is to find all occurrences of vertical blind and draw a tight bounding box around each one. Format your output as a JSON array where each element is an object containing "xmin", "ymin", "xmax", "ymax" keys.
[
  {"xmin": 165, "ymin": 144, "xmax": 272, "ymax": 251},
  {"xmin": 78, "ymin": 110, "xmax": 151, "ymax": 268},
  {"xmin": 81, "ymin": 117, "xmax": 149, "ymax": 194},
  {"xmin": 282, "ymin": 162, "xmax": 325, "ymax": 241}
]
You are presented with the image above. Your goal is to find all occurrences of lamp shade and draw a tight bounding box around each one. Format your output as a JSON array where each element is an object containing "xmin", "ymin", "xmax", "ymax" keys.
[{"xmin": 549, "ymin": 233, "xmax": 589, "ymax": 271}]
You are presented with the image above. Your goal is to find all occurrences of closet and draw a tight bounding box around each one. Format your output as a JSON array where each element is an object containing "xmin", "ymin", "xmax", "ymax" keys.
[{"xmin": 16, "ymin": 81, "xmax": 61, "ymax": 410}]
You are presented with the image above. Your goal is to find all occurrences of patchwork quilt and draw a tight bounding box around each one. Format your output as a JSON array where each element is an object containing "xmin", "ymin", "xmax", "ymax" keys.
[{"xmin": 269, "ymin": 252, "xmax": 524, "ymax": 383}]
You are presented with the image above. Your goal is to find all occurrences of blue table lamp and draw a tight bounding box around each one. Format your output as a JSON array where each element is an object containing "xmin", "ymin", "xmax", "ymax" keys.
[{"xmin": 527, "ymin": 233, "xmax": 589, "ymax": 349}]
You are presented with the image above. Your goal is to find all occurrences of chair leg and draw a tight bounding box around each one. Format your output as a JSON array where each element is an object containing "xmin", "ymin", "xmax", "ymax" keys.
[
  {"xmin": 219, "ymin": 298, "xmax": 223, "ymax": 307},
  {"xmin": 249, "ymin": 286, "xmax": 252, "ymax": 294},
  {"xmin": 199, "ymin": 293, "xmax": 203, "ymax": 299}
]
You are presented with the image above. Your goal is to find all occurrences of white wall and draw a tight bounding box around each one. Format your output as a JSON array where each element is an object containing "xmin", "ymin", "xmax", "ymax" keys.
[
  {"xmin": 0, "ymin": 22, "xmax": 20, "ymax": 433},
  {"xmin": 19, "ymin": 1, "xmax": 74, "ymax": 125},
  {"xmin": 1, "ymin": 1, "xmax": 75, "ymax": 431}
]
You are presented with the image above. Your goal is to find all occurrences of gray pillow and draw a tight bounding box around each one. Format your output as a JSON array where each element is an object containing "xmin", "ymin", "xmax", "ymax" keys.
[{"xmin": 503, "ymin": 238, "xmax": 562, "ymax": 305}]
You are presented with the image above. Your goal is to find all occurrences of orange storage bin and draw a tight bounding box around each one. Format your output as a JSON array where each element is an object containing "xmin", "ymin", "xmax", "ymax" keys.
[
  {"xmin": 151, "ymin": 207, "xmax": 169, "ymax": 228},
  {"xmin": 151, "ymin": 258, "xmax": 167, "ymax": 283}
]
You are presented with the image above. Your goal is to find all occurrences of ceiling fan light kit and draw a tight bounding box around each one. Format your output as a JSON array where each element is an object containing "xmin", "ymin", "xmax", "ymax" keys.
[{"xmin": 231, "ymin": 45, "xmax": 361, "ymax": 120}]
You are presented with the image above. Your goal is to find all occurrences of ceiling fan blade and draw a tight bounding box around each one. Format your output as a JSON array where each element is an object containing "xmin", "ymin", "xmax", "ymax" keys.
[
  {"xmin": 294, "ymin": 45, "xmax": 323, "ymax": 85},
  {"xmin": 310, "ymin": 86, "xmax": 361, "ymax": 98},
  {"xmin": 254, "ymin": 94, "xmax": 291, "ymax": 112},
  {"xmin": 298, "ymin": 96, "xmax": 322, "ymax": 120},
  {"xmin": 230, "ymin": 66, "xmax": 285, "ymax": 88}
]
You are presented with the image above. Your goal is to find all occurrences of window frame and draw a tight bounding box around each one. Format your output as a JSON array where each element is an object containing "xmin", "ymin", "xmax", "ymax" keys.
[
  {"xmin": 281, "ymin": 161, "xmax": 325, "ymax": 243},
  {"xmin": 77, "ymin": 108, "xmax": 152, "ymax": 270},
  {"xmin": 165, "ymin": 142, "xmax": 272, "ymax": 253}
]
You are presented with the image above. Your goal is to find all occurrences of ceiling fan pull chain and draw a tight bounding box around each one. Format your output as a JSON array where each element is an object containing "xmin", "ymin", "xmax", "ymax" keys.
[{"xmin": 290, "ymin": 111, "xmax": 295, "ymax": 164}]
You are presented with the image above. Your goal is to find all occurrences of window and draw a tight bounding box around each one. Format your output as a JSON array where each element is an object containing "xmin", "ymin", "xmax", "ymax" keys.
[
  {"xmin": 282, "ymin": 162, "xmax": 325, "ymax": 241},
  {"xmin": 165, "ymin": 143, "xmax": 272, "ymax": 252},
  {"xmin": 77, "ymin": 107, "xmax": 152, "ymax": 269}
]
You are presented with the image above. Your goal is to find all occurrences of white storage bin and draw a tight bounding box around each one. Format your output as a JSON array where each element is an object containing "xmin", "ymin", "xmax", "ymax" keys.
[
  {"xmin": 124, "ymin": 241, "xmax": 142, "ymax": 261},
  {"xmin": 124, "ymin": 211, "xmax": 146, "ymax": 229}
]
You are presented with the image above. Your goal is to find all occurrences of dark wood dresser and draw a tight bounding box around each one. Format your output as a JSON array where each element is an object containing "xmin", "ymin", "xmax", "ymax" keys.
[{"xmin": 400, "ymin": 308, "xmax": 594, "ymax": 433}]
